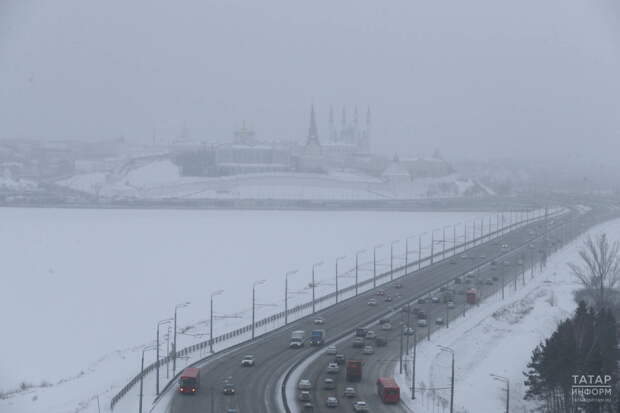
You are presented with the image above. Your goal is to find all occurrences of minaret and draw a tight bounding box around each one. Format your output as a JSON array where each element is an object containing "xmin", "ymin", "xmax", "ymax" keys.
[
  {"xmin": 329, "ymin": 106, "xmax": 337, "ymax": 142},
  {"xmin": 306, "ymin": 105, "xmax": 320, "ymax": 147},
  {"xmin": 340, "ymin": 107, "xmax": 347, "ymax": 141},
  {"xmin": 353, "ymin": 106, "xmax": 360, "ymax": 142}
]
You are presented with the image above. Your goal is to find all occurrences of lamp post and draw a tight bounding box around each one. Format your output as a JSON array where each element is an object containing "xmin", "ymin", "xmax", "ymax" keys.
[
  {"xmin": 418, "ymin": 232, "xmax": 426, "ymax": 270},
  {"xmin": 172, "ymin": 301, "xmax": 190, "ymax": 375},
  {"xmin": 390, "ymin": 240, "xmax": 400, "ymax": 281},
  {"xmin": 431, "ymin": 228, "xmax": 440, "ymax": 264},
  {"xmin": 335, "ymin": 257, "xmax": 345, "ymax": 303},
  {"xmin": 209, "ymin": 290, "xmax": 224, "ymax": 353},
  {"xmin": 252, "ymin": 280, "xmax": 266, "ymax": 340},
  {"xmin": 312, "ymin": 261, "xmax": 324, "ymax": 314},
  {"xmin": 491, "ymin": 374, "xmax": 510, "ymax": 413},
  {"xmin": 438, "ymin": 345, "xmax": 455, "ymax": 413},
  {"xmin": 355, "ymin": 249, "xmax": 366, "ymax": 296},
  {"xmin": 156, "ymin": 319, "xmax": 172, "ymax": 395},
  {"xmin": 373, "ymin": 244, "xmax": 383, "ymax": 288},
  {"xmin": 284, "ymin": 270, "xmax": 298, "ymax": 325},
  {"xmin": 411, "ymin": 331, "xmax": 417, "ymax": 400},
  {"xmin": 139, "ymin": 345, "xmax": 155, "ymax": 413}
]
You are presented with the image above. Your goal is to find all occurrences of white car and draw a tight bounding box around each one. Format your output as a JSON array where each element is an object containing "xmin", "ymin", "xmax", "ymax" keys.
[
  {"xmin": 326, "ymin": 345, "xmax": 337, "ymax": 355},
  {"xmin": 447, "ymin": 301, "xmax": 455, "ymax": 309},
  {"xmin": 353, "ymin": 401, "xmax": 369, "ymax": 411},
  {"xmin": 343, "ymin": 387, "xmax": 357, "ymax": 398},
  {"xmin": 367, "ymin": 298, "xmax": 377, "ymax": 306},
  {"xmin": 362, "ymin": 345, "xmax": 374, "ymax": 355},
  {"xmin": 381, "ymin": 322, "xmax": 392, "ymax": 331},
  {"xmin": 403, "ymin": 327, "xmax": 415, "ymax": 336},
  {"xmin": 417, "ymin": 319, "xmax": 428, "ymax": 327},
  {"xmin": 327, "ymin": 362, "xmax": 340, "ymax": 374},
  {"xmin": 326, "ymin": 396, "xmax": 339, "ymax": 408},
  {"xmin": 366, "ymin": 330, "xmax": 376, "ymax": 339},
  {"xmin": 298, "ymin": 379, "xmax": 312, "ymax": 390},
  {"xmin": 435, "ymin": 317, "xmax": 444, "ymax": 325},
  {"xmin": 240, "ymin": 354, "xmax": 255, "ymax": 367},
  {"xmin": 313, "ymin": 316, "xmax": 325, "ymax": 325}
]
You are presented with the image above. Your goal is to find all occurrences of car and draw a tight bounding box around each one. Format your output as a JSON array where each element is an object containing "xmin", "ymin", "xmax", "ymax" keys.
[
  {"xmin": 435, "ymin": 318, "xmax": 444, "ymax": 325},
  {"xmin": 379, "ymin": 317, "xmax": 390, "ymax": 324},
  {"xmin": 367, "ymin": 298, "xmax": 377, "ymax": 306},
  {"xmin": 334, "ymin": 353, "xmax": 346, "ymax": 365},
  {"xmin": 362, "ymin": 345, "xmax": 374, "ymax": 355},
  {"xmin": 403, "ymin": 327, "xmax": 415, "ymax": 336},
  {"xmin": 343, "ymin": 387, "xmax": 357, "ymax": 398},
  {"xmin": 327, "ymin": 362, "xmax": 340, "ymax": 374},
  {"xmin": 313, "ymin": 316, "xmax": 325, "ymax": 325},
  {"xmin": 366, "ymin": 330, "xmax": 376, "ymax": 339},
  {"xmin": 240, "ymin": 355, "xmax": 255, "ymax": 367},
  {"xmin": 393, "ymin": 282, "xmax": 403, "ymax": 289},
  {"xmin": 431, "ymin": 296, "xmax": 440, "ymax": 304},
  {"xmin": 440, "ymin": 286, "xmax": 448, "ymax": 292},
  {"xmin": 353, "ymin": 401, "xmax": 369, "ymax": 411},
  {"xmin": 375, "ymin": 336, "xmax": 387, "ymax": 346},
  {"xmin": 299, "ymin": 390, "xmax": 311, "ymax": 401},
  {"xmin": 401, "ymin": 304, "xmax": 412, "ymax": 313},
  {"xmin": 417, "ymin": 297, "xmax": 426, "ymax": 304},
  {"xmin": 417, "ymin": 319, "xmax": 428, "ymax": 327},
  {"xmin": 323, "ymin": 377, "xmax": 336, "ymax": 390},
  {"xmin": 491, "ymin": 260, "xmax": 498, "ymax": 266},
  {"xmin": 492, "ymin": 275, "xmax": 499, "ymax": 281},
  {"xmin": 416, "ymin": 310, "xmax": 427, "ymax": 319},
  {"xmin": 302, "ymin": 402, "xmax": 314, "ymax": 410},
  {"xmin": 485, "ymin": 279, "xmax": 493, "ymax": 285},
  {"xmin": 298, "ymin": 379, "xmax": 312, "ymax": 390},
  {"xmin": 377, "ymin": 289, "xmax": 385, "ymax": 296},
  {"xmin": 384, "ymin": 295, "xmax": 393, "ymax": 302},
  {"xmin": 352, "ymin": 337, "xmax": 364, "ymax": 348},
  {"xmin": 502, "ymin": 244, "xmax": 509, "ymax": 249},
  {"xmin": 223, "ymin": 381, "xmax": 236, "ymax": 395},
  {"xmin": 326, "ymin": 396, "xmax": 339, "ymax": 408},
  {"xmin": 326, "ymin": 345, "xmax": 337, "ymax": 355},
  {"xmin": 381, "ymin": 322, "xmax": 392, "ymax": 331},
  {"xmin": 447, "ymin": 301, "xmax": 455, "ymax": 309}
]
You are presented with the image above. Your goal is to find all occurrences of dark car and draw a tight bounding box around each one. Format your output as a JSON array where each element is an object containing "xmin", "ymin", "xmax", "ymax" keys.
[
  {"xmin": 417, "ymin": 297, "xmax": 426, "ymax": 304},
  {"xmin": 334, "ymin": 354, "xmax": 345, "ymax": 365},
  {"xmin": 454, "ymin": 277, "xmax": 462, "ymax": 284},
  {"xmin": 375, "ymin": 336, "xmax": 387, "ymax": 347},
  {"xmin": 223, "ymin": 381, "xmax": 236, "ymax": 395},
  {"xmin": 384, "ymin": 295, "xmax": 393, "ymax": 302}
]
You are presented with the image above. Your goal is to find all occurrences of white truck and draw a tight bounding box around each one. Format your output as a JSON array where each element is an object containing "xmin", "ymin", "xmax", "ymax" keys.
[{"xmin": 289, "ymin": 330, "xmax": 305, "ymax": 349}]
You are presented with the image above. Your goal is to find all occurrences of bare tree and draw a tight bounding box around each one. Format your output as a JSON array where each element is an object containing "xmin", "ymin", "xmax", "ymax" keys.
[{"xmin": 568, "ymin": 233, "xmax": 620, "ymax": 309}]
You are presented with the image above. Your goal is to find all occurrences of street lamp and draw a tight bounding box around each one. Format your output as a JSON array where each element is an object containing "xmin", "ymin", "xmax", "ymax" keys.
[
  {"xmin": 418, "ymin": 232, "xmax": 427, "ymax": 270},
  {"xmin": 284, "ymin": 270, "xmax": 298, "ymax": 325},
  {"xmin": 390, "ymin": 240, "xmax": 400, "ymax": 281},
  {"xmin": 438, "ymin": 345, "xmax": 455, "ymax": 413},
  {"xmin": 172, "ymin": 301, "xmax": 190, "ymax": 375},
  {"xmin": 139, "ymin": 345, "xmax": 156, "ymax": 413},
  {"xmin": 373, "ymin": 244, "xmax": 383, "ymax": 288},
  {"xmin": 156, "ymin": 318, "xmax": 172, "ymax": 395},
  {"xmin": 252, "ymin": 280, "xmax": 266, "ymax": 340},
  {"xmin": 490, "ymin": 374, "xmax": 510, "ymax": 413},
  {"xmin": 430, "ymin": 228, "xmax": 440, "ymax": 264},
  {"xmin": 442, "ymin": 225, "xmax": 451, "ymax": 259},
  {"xmin": 311, "ymin": 261, "xmax": 324, "ymax": 314},
  {"xmin": 209, "ymin": 290, "xmax": 224, "ymax": 353},
  {"xmin": 355, "ymin": 249, "xmax": 366, "ymax": 296},
  {"xmin": 335, "ymin": 257, "xmax": 345, "ymax": 303}
]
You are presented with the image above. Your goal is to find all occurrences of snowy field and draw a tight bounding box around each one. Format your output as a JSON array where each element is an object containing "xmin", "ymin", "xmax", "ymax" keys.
[
  {"xmin": 395, "ymin": 216, "xmax": 620, "ymax": 413},
  {"xmin": 0, "ymin": 207, "xmax": 494, "ymax": 413}
]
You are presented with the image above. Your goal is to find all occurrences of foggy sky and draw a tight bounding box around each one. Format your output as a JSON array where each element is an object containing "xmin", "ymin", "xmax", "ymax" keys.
[{"xmin": 1, "ymin": 0, "xmax": 619, "ymax": 163}]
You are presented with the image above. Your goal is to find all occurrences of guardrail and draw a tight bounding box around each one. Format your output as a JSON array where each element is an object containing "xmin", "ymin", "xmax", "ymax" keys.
[{"xmin": 110, "ymin": 209, "xmax": 564, "ymax": 410}]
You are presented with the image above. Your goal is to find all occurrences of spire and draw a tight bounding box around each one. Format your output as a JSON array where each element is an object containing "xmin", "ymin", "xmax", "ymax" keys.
[{"xmin": 307, "ymin": 105, "xmax": 320, "ymax": 146}]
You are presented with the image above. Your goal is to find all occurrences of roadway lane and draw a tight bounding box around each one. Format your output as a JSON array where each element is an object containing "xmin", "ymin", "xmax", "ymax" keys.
[{"xmin": 161, "ymin": 208, "xmax": 600, "ymax": 413}]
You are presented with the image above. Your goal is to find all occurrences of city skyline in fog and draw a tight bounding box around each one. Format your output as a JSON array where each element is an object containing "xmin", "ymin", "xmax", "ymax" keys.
[{"xmin": 1, "ymin": 0, "xmax": 619, "ymax": 165}]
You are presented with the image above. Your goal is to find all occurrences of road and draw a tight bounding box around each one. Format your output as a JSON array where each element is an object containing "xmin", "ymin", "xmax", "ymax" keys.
[{"xmin": 158, "ymin": 206, "xmax": 609, "ymax": 413}]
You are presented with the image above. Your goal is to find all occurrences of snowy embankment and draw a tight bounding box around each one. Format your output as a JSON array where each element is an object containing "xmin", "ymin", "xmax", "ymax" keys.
[
  {"xmin": 395, "ymin": 217, "xmax": 620, "ymax": 413},
  {"xmin": 57, "ymin": 159, "xmax": 488, "ymax": 200},
  {"xmin": 1, "ymin": 207, "xmax": 496, "ymax": 413}
]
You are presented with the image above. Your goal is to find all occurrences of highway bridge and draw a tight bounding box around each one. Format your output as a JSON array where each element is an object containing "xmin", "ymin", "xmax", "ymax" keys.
[{"xmin": 151, "ymin": 205, "xmax": 612, "ymax": 413}]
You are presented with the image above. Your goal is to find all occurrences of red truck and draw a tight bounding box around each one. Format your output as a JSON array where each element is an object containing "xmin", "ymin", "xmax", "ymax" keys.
[{"xmin": 346, "ymin": 360, "xmax": 362, "ymax": 382}]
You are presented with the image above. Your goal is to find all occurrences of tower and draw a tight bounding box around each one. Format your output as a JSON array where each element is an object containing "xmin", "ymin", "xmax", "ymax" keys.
[
  {"xmin": 306, "ymin": 105, "xmax": 320, "ymax": 147},
  {"xmin": 329, "ymin": 106, "xmax": 337, "ymax": 142},
  {"xmin": 340, "ymin": 107, "xmax": 347, "ymax": 141}
]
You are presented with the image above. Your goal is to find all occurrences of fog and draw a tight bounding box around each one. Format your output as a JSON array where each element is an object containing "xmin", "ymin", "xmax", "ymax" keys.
[{"xmin": 1, "ymin": 0, "xmax": 619, "ymax": 165}]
